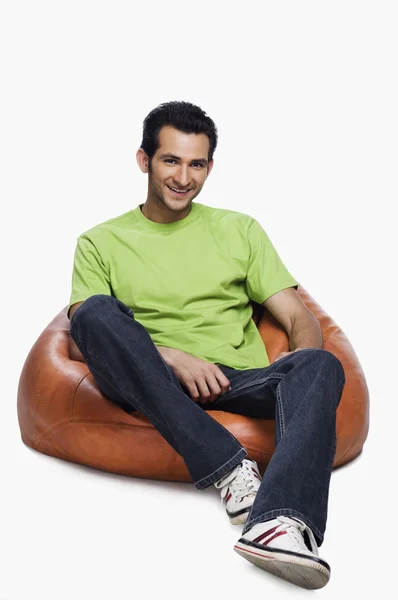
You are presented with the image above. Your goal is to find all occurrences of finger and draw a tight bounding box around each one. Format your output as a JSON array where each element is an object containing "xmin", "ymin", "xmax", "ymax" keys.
[
  {"xmin": 204, "ymin": 374, "xmax": 223, "ymax": 402},
  {"xmin": 196, "ymin": 376, "xmax": 215, "ymax": 403},
  {"xmin": 214, "ymin": 369, "xmax": 231, "ymax": 395},
  {"xmin": 184, "ymin": 378, "xmax": 201, "ymax": 402}
]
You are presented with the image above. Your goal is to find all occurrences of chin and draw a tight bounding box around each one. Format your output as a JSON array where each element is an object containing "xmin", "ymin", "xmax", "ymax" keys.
[{"xmin": 163, "ymin": 198, "xmax": 192, "ymax": 212}]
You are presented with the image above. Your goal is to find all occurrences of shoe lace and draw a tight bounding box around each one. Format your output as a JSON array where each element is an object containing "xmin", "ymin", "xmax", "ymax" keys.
[
  {"xmin": 277, "ymin": 516, "xmax": 319, "ymax": 555},
  {"xmin": 217, "ymin": 460, "xmax": 262, "ymax": 504}
]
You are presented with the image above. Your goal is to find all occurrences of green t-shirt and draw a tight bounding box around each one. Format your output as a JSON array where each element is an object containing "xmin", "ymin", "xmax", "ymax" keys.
[{"xmin": 68, "ymin": 202, "xmax": 298, "ymax": 370}]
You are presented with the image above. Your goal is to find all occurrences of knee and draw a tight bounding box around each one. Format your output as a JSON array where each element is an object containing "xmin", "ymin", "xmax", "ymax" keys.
[
  {"xmin": 310, "ymin": 348, "xmax": 346, "ymax": 387},
  {"xmin": 70, "ymin": 294, "xmax": 116, "ymax": 330}
]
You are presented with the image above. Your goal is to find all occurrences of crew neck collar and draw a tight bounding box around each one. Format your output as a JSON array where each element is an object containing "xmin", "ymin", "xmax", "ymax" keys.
[{"xmin": 132, "ymin": 202, "xmax": 199, "ymax": 232}]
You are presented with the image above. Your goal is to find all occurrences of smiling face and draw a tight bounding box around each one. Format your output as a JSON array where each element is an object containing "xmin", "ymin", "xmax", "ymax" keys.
[{"xmin": 136, "ymin": 125, "xmax": 214, "ymax": 222}]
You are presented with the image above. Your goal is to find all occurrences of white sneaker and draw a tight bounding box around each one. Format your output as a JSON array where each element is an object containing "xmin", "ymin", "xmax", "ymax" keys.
[
  {"xmin": 214, "ymin": 459, "xmax": 262, "ymax": 525},
  {"xmin": 234, "ymin": 516, "xmax": 330, "ymax": 589}
]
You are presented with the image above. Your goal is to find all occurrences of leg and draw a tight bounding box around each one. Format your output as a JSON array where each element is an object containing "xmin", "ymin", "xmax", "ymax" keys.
[
  {"xmin": 209, "ymin": 348, "xmax": 345, "ymax": 546},
  {"xmin": 210, "ymin": 350, "xmax": 345, "ymax": 589},
  {"xmin": 69, "ymin": 294, "xmax": 247, "ymax": 488}
]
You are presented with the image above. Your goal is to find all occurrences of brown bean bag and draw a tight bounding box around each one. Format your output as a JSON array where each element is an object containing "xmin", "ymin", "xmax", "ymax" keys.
[{"xmin": 17, "ymin": 286, "xmax": 369, "ymax": 481}]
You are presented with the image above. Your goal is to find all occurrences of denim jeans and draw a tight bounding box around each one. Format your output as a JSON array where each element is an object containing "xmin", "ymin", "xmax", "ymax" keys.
[{"xmin": 69, "ymin": 294, "xmax": 346, "ymax": 546}]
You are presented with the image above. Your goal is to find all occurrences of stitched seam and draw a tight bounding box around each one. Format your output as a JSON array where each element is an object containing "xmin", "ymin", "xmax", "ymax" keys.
[
  {"xmin": 35, "ymin": 419, "xmax": 73, "ymax": 450},
  {"xmin": 231, "ymin": 373, "xmax": 284, "ymax": 393},
  {"xmin": 208, "ymin": 407, "xmax": 255, "ymax": 450},
  {"xmin": 195, "ymin": 447, "xmax": 247, "ymax": 487},
  {"xmin": 34, "ymin": 371, "xmax": 90, "ymax": 449},
  {"xmin": 36, "ymin": 422, "xmax": 274, "ymax": 456},
  {"xmin": 36, "ymin": 418, "xmax": 176, "ymax": 450},
  {"xmin": 276, "ymin": 382, "xmax": 286, "ymax": 435},
  {"xmin": 72, "ymin": 371, "xmax": 91, "ymax": 421},
  {"xmin": 86, "ymin": 349, "xmax": 108, "ymax": 365},
  {"xmin": 197, "ymin": 447, "xmax": 244, "ymax": 482}
]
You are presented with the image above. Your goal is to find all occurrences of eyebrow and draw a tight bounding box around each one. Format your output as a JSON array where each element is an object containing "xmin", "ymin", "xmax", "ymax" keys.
[{"xmin": 159, "ymin": 153, "xmax": 209, "ymax": 165}]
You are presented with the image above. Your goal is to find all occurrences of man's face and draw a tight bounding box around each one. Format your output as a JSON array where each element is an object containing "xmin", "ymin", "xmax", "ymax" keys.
[{"xmin": 138, "ymin": 125, "xmax": 213, "ymax": 214}]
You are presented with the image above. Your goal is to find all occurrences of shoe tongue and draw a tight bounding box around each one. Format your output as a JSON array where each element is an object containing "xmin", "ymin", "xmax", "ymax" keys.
[{"xmin": 285, "ymin": 517, "xmax": 319, "ymax": 555}]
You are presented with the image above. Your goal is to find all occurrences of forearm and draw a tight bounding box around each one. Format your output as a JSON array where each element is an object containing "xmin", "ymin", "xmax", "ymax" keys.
[
  {"xmin": 288, "ymin": 312, "xmax": 323, "ymax": 351},
  {"xmin": 156, "ymin": 345, "xmax": 182, "ymax": 368}
]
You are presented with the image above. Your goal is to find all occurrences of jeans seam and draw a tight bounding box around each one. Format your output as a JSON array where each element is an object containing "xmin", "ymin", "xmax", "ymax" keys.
[
  {"xmin": 230, "ymin": 373, "xmax": 284, "ymax": 393},
  {"xmin": 70, "ymin": 335, "xmax": 108, "ymax": 367},
  {"xmin": 243, "ymin": 508, "xmax": 323, "ymax": 545},
  {"xmin": 195, "ymin": 447, "xmax": 247, "ymax": 489},
  {"xmin": 156, "ymin": 349, "xmax": 181, "ymax": 385},
  {"xmin": 86, "ymin": 349, "xmax": 108, "ymax": 365},
  {"xmin": 276, "ymin": 381, "xmax": 286, "ymax": 435}
]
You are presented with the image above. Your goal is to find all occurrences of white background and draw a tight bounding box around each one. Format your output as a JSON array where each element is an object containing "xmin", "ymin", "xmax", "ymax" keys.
[{"xmin": 1, "ymin": 1, "xmax": 397, "ymax": 598}]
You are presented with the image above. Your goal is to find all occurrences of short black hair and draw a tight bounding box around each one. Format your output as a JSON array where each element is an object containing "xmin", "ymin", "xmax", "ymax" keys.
[{"xmin": 140, "ymin": 101, "xmax": 218, "ymax": 168}]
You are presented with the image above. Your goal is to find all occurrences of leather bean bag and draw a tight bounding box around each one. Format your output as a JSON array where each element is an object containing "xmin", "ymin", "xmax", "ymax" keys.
[{"xmin": 17, "ymin": 285, "xmax": 369, "ymax": 481}]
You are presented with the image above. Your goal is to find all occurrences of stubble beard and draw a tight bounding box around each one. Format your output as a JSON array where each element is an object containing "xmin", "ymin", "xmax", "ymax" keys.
[{"xmin": 150, "ymin": 177, "xmax": 202, "ymax": 214}]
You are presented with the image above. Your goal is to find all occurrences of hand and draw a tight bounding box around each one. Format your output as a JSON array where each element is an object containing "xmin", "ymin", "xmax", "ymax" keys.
[
  {"xmin": 156, "ymin": 346, "xmax": 231, "ymax": 404},
  {"xmin": 273, "ymin": 348, "xmax": 305, "ymax": 363}
]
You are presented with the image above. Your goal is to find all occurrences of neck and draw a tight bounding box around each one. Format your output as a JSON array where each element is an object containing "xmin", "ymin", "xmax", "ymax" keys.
[{"xmin": 141, "ymin": 198, "xmax": 192, "ymax": 224}]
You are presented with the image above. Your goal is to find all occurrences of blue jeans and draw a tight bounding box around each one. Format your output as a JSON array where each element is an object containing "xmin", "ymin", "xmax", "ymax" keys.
[{"xmin": 70, "ymin": 294, "xmax": 346, "ymax": 546}]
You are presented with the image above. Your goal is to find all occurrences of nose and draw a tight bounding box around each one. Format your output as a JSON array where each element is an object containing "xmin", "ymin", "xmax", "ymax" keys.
[{"xmin": 173, "ymin": 164, "xmax": 190, "ymax": 187}]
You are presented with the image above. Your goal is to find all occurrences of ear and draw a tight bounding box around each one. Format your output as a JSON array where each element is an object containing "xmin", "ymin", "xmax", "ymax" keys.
[
  {"xmin": 206, "ymin": 159, "xmax": 214, "ymax": 177},
  {"xmin": 136, "ymin": 148, "xmax": 150, "ymax": 173}
]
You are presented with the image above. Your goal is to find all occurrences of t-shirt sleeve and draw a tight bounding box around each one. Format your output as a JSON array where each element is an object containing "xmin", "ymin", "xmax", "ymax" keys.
[
  {"xmin": 67, "ymin": 234, "xmax": 112, "ymax": 319},
  {"xmin": 245, "ymin": 218, "xmax": 299, "ymax": 304}
]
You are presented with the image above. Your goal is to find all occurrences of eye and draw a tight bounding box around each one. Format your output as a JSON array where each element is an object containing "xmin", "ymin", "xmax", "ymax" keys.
[{"xmin": 164, "ymin": 159, "xmax": 204, "ymax": 168}]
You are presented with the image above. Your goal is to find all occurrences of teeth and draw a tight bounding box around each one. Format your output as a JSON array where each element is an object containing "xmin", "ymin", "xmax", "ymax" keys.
[{"xmin": 169, "ymin": 186, "xmax": 189, "ymax": 192}]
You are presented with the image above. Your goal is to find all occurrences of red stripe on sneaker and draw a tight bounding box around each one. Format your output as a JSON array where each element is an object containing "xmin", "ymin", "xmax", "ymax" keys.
[
  {"xmin": 234, "ymin": 544, "xmax": 275, "ymax": 560},
  {"xmin": 251, "ymin": 467, "xmax": 261, "ymax": 480},
  {"xmin": 262, "ymin": 530, "xmax": 287, "ymax": 546},
  {"xmin": 226, "ymin": 492, "xmax": 232, "ymax": 502},
  {"xmin": 253, "ymin": 525, "xmax": 279, "ymax": 543}
]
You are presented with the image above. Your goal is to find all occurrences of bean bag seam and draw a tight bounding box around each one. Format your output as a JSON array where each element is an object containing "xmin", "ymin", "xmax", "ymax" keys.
[
  {"xmin": 34, "ymin": 370, "xmax": 91, "ymax": 449},
  {"xmin": 36, "ymin": 420, "xmax": 275, "ymax": 462}
]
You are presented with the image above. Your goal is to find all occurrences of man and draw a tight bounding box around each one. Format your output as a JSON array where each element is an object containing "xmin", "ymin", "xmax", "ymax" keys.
[{"xmin": 68, "ymin": 100, "xmax": 346, "ymax": 590}]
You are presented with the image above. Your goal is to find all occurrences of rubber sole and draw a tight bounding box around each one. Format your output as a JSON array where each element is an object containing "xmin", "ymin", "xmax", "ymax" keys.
[
  {"xmin": 234, "ymin": 539, "xmax": 330, "ymax": 590},
  {"xmin": 228, "ymin": 509, "xmax": 249, "ymax": 525}
]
